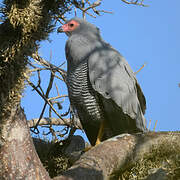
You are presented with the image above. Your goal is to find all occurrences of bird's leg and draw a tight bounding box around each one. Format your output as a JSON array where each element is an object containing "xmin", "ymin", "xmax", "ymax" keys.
[
  {"xmin": 95, "ymin": 120, "xmax": 105, "ymax": 146},
  {"xmin": 83, "ymin": 121, "xmax": 105, "ymax": 152}
]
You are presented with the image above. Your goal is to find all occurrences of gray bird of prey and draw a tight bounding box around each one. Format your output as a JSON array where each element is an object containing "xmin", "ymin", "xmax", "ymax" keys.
[{"xmin": 57, "ymin": 17, "xmax": 147, "ymax": 146}]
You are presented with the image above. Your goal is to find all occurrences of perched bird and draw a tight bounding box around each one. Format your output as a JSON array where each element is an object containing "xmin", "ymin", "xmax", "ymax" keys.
[{"xmin": 57, "ymin": 17, "xmax": 147, "ymax": 146}]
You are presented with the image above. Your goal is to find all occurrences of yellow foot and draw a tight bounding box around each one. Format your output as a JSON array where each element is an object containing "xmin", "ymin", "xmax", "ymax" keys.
[
  {"xmin": 83, "ymin": 121, "xmax": 105, "ymax": 152},
  {"xmin": 95, "ymin": 138, "xmax": 101, "ymax": 146},
  {"xmin": 95, "ymin": 120, "xmax": 105, "ymax": 146},
  {"xmin": 83, "ymin": 145, "xmax": 92, "ymax": 152}
]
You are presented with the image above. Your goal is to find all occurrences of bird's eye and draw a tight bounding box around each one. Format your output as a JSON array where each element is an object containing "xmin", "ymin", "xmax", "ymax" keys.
[{"xmin": 69, "ymin": 23, "xmax": 74, "ymax": 27}]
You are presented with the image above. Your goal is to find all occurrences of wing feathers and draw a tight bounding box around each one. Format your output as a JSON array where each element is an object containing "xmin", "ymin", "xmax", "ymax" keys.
[{"xmin": 88, "ymin": 48, "xmax": 146, "ymax": 121}]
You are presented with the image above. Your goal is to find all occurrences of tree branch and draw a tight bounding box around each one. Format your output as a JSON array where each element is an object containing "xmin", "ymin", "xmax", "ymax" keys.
[
  {"xmin": 53, "ymin": 132, "xmax": 180, "ymax": 179},
  {"xmin": 28, "ymin": 117, "xmax": 82, "ymax": 130}
]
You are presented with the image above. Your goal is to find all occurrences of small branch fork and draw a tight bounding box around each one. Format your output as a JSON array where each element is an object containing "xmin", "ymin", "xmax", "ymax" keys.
[
  {"xmin": 74, "ymin": 0, "xmax": 113, "ymax": 19},
  {"xmin": 72, "ymin": 0, "xmax": 108, "ymax": 19},
  {"xmin": 121, "ymin": 0, "xmax": 148, "ymax": 7}
]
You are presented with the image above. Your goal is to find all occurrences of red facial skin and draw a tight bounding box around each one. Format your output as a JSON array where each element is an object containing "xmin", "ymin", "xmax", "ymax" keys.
[{"xmin": 61, "ymin": 20, "xmax": 80, "ymax": 32}]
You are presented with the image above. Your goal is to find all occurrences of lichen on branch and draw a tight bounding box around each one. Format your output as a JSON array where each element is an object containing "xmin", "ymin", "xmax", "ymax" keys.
[{"xmin": 0, "ymin": 0, "xmax": 71, "ymax": 120}]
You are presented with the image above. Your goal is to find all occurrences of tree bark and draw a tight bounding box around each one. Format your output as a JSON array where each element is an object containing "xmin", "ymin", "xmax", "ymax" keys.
[{"xmin": 0, "ymin": 106, "xmax": 51, "ymax": 179}]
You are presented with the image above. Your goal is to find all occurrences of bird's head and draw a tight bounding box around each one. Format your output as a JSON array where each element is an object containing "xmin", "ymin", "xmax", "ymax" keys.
[{"xmin": 57, "ymin": 17, "xmax": 99, "ymax": 37}]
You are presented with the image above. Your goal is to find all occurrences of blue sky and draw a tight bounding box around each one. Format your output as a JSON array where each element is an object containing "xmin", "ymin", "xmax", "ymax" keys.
[{"xmin": 21, "ymin": 0, "xmax": 180, "ymax": 140}]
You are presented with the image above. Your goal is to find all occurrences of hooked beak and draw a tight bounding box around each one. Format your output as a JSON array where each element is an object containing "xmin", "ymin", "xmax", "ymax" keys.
[{"xmin": 57, "ymin": 26, "xmax": 64, "ymax": 33}]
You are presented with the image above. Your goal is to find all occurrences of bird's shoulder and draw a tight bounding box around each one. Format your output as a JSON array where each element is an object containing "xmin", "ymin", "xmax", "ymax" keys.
[{"xmin": 88, "ymin": 45, "xmax": 135, "ymax": 82}]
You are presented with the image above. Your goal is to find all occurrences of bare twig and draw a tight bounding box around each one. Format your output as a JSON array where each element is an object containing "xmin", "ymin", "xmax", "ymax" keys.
[
  {"xmin": 121, "ymin": 0, "xmax": 148, "ymax": 7},
  {"xmin": 153, "ymin": 120, "xmax": 158, "ymax": 131},
  {"xmin": 48, "ymin": 95, "xmax": 68, "ymax": 101},
  {"xmin": 135, "ymin": 63, "xmax": 146, "ymax": 74},
  {"xmin": 34, "ymin": 72, "xmax": 55, "ymax": 129},
  {"xmin": 28, "ymin": 117, "xmax": 82, "ymax": 129}
]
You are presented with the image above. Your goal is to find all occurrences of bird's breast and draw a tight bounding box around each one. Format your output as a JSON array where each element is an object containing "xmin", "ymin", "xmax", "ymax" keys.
[
  {"xmin": 67, "ymin": 61, "xmax": 88, "ymax": 100},
  {"xmin": 67, "ymin": 61, "xmax": 103, "ymax": 121}
]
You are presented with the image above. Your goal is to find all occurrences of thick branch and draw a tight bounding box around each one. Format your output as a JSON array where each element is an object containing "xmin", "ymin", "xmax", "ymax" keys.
[{"xmin": 53, "ymin": 132, "xmax": 180, "ymax": 179}]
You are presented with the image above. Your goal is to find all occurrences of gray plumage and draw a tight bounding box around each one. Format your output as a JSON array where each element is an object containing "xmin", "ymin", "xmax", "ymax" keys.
[{"xmin": 58, "ymin": 17, "xmax": 147, "ymax": 145}]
